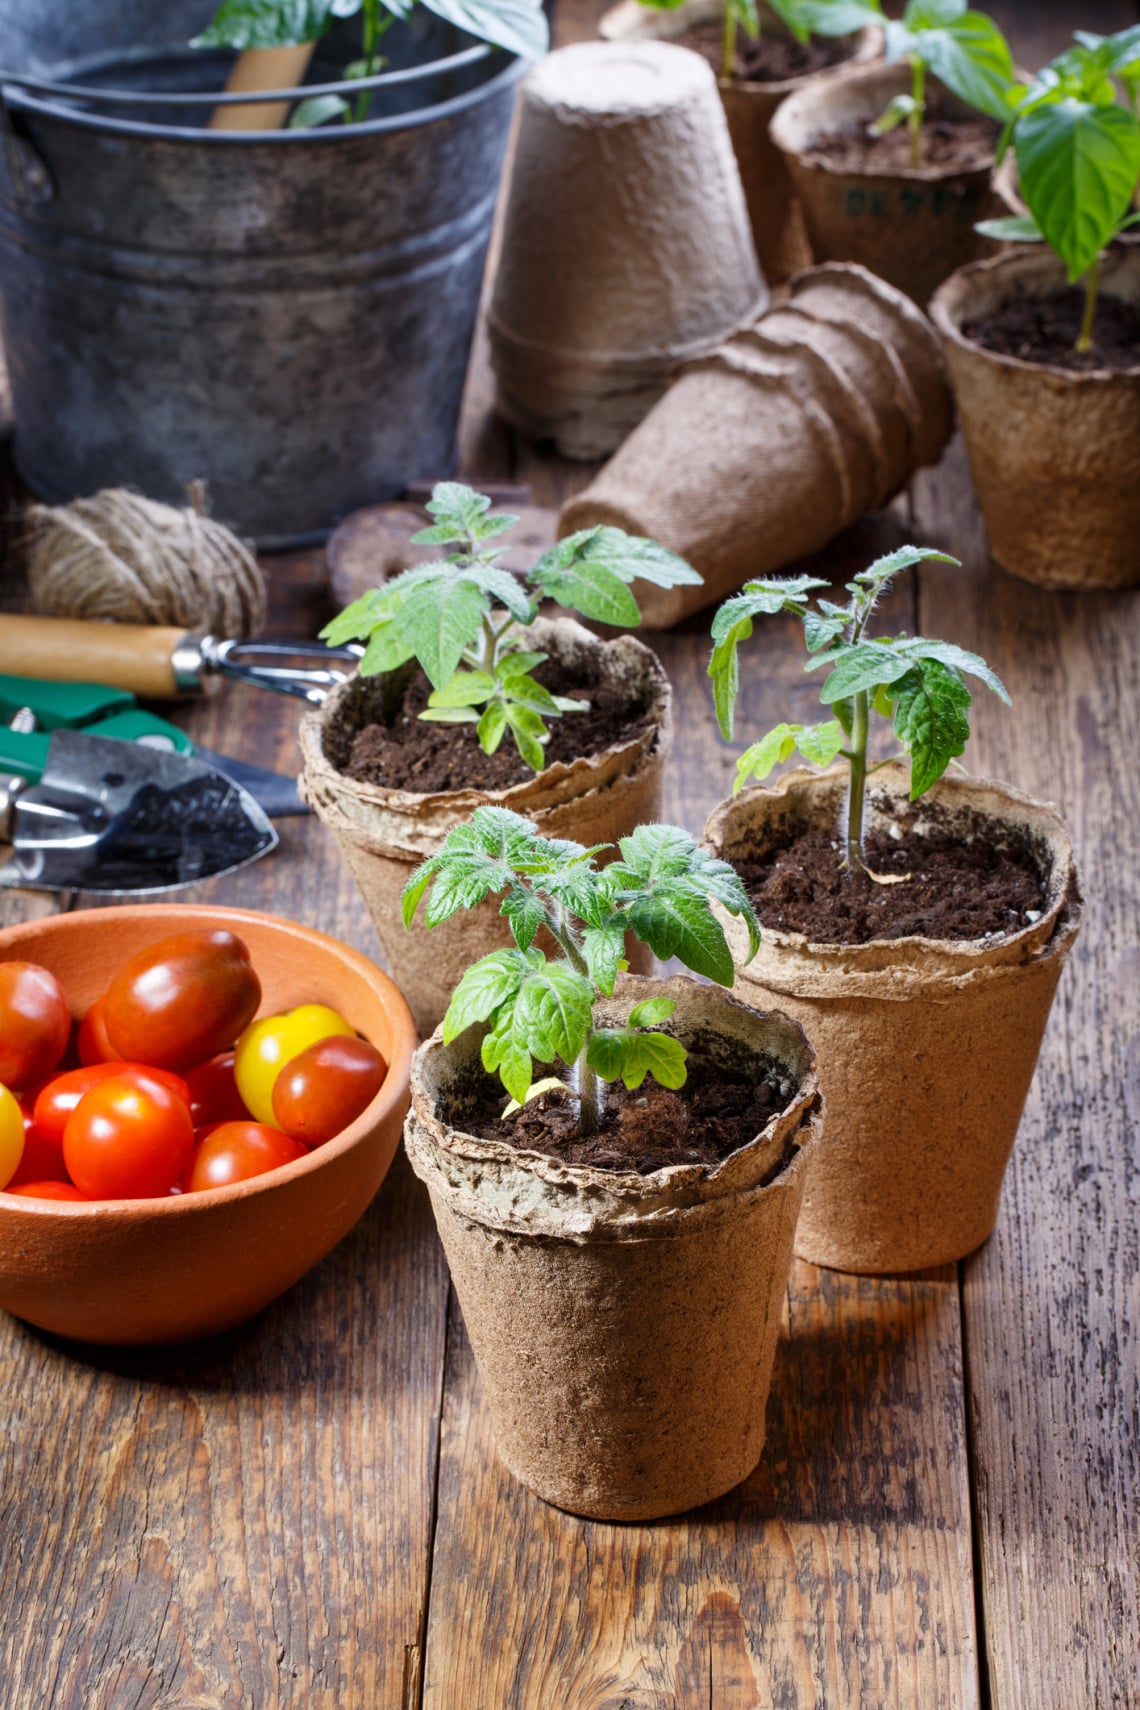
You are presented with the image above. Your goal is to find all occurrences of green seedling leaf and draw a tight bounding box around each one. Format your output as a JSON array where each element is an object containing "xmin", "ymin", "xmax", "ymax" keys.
[
  {"xmin": 477, "ymin": 701, "xmax": 508, "ymax": 754},
  {"xmin": 627, "ymin": 997, "xmax": 676, "ymax": 1028},
  {"xmin": 1015, "ymin": 97, "xmax": 1140, "ymax": 279},
  {"xmin": 975, "ymin": 213, "xmax": 1044, "ymax": 241},
  {"xmin": 889, "ymin": 659, "xmax": 972, "ymax": 796},
  {"xmin": 734, "ymin": 720, "xmax": 844, "ymax": 791},
  {"xmin": 852, "ymin": 545, "xmax": 960, "ymax": 589},
  {"xmin": 442, "ymin": 947, "xmax": 540, "ymax": 1043},
  {"xmin": 624, "ymin": 889, "xmax": 736, "ymax": 987},
  {"xmin": 514, "ymin": 962, "xmax": 593, "ymax": 1066},
  {"xmin": 871, "ymin": 92, "xmax": 917, "ymax": 136},
  {"xmin": 504, "ymin": 704, "xmax": 547, "ymax": 771},
  {"xmin": 497, "ymin": 650, "xmax": 548, "ymax": 680},
  {"xmin": 481, "ymin": 1011, "xmax": 535, "ymax": 1106},
  {"xmin": 913, "ymin": 9, "xmax": 1015, "ymax": 120},
  {"xmin": 193, "ymin": 0, "xmax": 359, "ymax": 49},
  {"xmin": 394, "ymin": 571, "xmax": 488, "ymax": 690},
  {"xmin": 727, "ymin": 0, "xmax": 760, "ymax": 37},
  {"xmin": 788, "ymin": 0, "xmax": 885, "ymax": 37},
  {"xmin": 582, "ymin": 923, "xmax": 627, "ymax": 996},
  {"xmin": 587, "ymin": 1028, "xmax": 688, "ymax": 1091},
  {"xmin": 500, "ymin": 883, "xmax": 546, "ymax": 950},
  {"xmin": 427, "ymin": 670, "xmax": 497, "ymax": 707},
  {"xmin": 419, "ymin": 0, "xmax": 549, "ymax": 59},
  {"xmin": 289, "ymin": 93, "xmax": 350, "ymax": 127}
]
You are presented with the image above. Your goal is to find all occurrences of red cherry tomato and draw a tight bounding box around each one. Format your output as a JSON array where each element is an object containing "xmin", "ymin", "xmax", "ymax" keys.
[
  {"xmin": 34, "ymin": 1063, "xmax": 190, "ymax": 1145},
  {"xmin": 184, "ymin": 1053, "xmax": 249, "ymax": 1128},
  {"xmin": 63, "ymin": 1072, "xmax": 194, "ymax": 1200},
  {"xmin": 0, "ymin": 962, "xmax": 71, "ymax": 1091},
  {"xmin": 234, "ymin": 1004, "xmax": 355, "ymax": 1127},
  {"xmin": 5, "ymin": 1180, "xmax": 89, "ymax": 1201},
  {"xmin": 103, "ymin": 930, "xmax": 261, "ymax": 1072},
  {"xmin": 181, "ymin": 1121, "xmax": 307, "ymax": 1193},
  {"xmin": 272, "ymin": 1035, "xmax": 387, "ymax": 1146},
  {"xmin": 77, "ymin": 996, "xmax": 123, "ymax": 1067},
  {"xmin": 6, "ymin": 1103, "xmax": 69, "ymax": 1188}
]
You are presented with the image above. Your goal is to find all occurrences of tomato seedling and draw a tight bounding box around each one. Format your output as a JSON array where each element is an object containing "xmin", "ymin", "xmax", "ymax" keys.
[
  {"xmin": 976, "ymin": 28, "xmax": 1140, "ymax": 352},
  {"xmin": 708, "ymin": 546, "xmax": 1010, "ymax": 876},
  {"xmin": 193, "ymin": 0, "xmax": 549, "ymax": 129},
  {"xmin": 403, "ymin": 806, "xmax": 759, "ymax": 1135},
  {"xmin": 322, "ymin": 481, "xmax": 700, "ymax": 773},
  {"xmin": 632, "ymin": 0, "xmax": 875, "ymax": 84}
]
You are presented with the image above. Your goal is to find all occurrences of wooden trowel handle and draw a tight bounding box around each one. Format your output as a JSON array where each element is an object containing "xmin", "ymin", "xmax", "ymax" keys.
[
  {"xmin": 0, "ymin": 617, "xmax": 190, "ymax": 699},
  {"xmin": 210, "ymin": 44, "xmax": 318, "ymax": 132}
]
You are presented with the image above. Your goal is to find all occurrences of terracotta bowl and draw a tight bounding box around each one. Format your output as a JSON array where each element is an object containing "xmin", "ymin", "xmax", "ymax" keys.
[{"xmin": 0, "ymin": 905, "xmax": 417, "ymax": 1346}]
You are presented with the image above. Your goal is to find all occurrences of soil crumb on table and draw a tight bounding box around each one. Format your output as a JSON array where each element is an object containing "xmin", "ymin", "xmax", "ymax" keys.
[
  {"xmin": 738, "ymin": 815, "xmax": 1046, "ymax": 944},
  {"xmin": 963, "ymin": 288, "xmax": 1140, "ymax": 374},
  {"xmin": 458, "ymin": 1041, "xmax": 795, "ymax": 1174},
  {"xmin": 804, "ymin": 107, "xmax": 999, "ymax": 172}
]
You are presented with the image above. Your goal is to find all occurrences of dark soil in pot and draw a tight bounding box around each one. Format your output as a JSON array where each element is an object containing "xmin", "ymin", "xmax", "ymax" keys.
[
  {"xmin": 803, "ymin": 105, "xmax": 999, "ymax": 173},
  {"xmin": 737, "ymin": 809, "xmax": 1048, "ymax": 944},
  {"xmin": 451, "ymin": 1033, "xmax": 796, "ymax": 1173},
  {"xmin": 676, "ymin": 22, "xmax": 854, "ymax": 81},
  {"xmin": 961, "ymin": 288, "xmax": 1140, "ymax": 374},
  {"xmin": 325, "ymin": 657, "xmax": 662, "ymax": 794}
]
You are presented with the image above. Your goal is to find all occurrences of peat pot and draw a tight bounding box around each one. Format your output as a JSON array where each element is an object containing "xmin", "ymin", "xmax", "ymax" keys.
[
  {"xmin": 298, "ymin": 619, "xmax": 672, "ymax": 1037},
  {"xmin": 769, "ymin": 62, "xmax": 1001, "ymax": 306},
  {"xmin": 0, "ymin": 2, "xmax": 527, "ymax": 544},
  {"xmin": 705, "ymin": 764, "xmax": 1081, "ymax": 1274},
  {"xmin": 404, "ymin": 975, "xmax": 822, "ymax": 1520},
  {"xmin": 600, "ymin": 0, "xmax": 880, "ymax": 284},
  {"xmin": 931, "ymin": 249, "xmax": 1140, "ymax": 591}
]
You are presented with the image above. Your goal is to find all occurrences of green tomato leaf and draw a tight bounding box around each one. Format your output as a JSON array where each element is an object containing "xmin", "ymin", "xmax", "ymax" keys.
[
  {"xmin": 359, "ymin": 622, "xmax": 415, "ymax": 676},
  {"xmin": 418, "ymin": 706, "xmax": 481, "ymax": 723},
  {"xmin": 399, "ymin": 572, "xmax": 489, "ymax": 691},
  {"xmin": 418, "ymin": 481, "xmax": 494, "ymax": 541},
  {"xmin": 585, "ymin": 1028, "xmax": 630, "ymax": 1083},
  {"xmin": 442, "ymin": 947, "xmax": 539, "ymax": 1043},
  {"xmin": 427, "ymin": 670, "xmax": 496, "ymax": 707},
  {"xmin": 889, "ymin": 659, "xmax": 972, "ymax": 796},
  {"xmin": 912, "ymin": 11, "xmax": 1015, "ymax": 120},
  {"xmin": 582, "ymin": 923, "xmax": 627, "ymax": 996},
  {"xmin": 470, "ymin": 564, "xmax": 536, "ymax": 624},
  {"xmin": 500, "ymin": 883, "xmax": 546, "ymax": 951},
  {"xmin": 481, "ymin": 1012, "xmax": 534, "ymax": 1106},
  {"xmin": 803, "ymin": 609, "xmax": 848, "ymax": 653},
  {"xmin": 851, "ymin": 545, "xmax": 960, "ymax": 590},
  {"xmin": 529, "ymin": 556, "xmax": 642, "ymax": 627},
  {"xmin": 816, "ymin": 640, "xmax": 915, "ymax": 702},
  {"xmin": 515, "ymin": 962, "xmax": 593, "ymax": 1066},
  {"xmin": 625, "ymin": 889, "xmax": 735, "ymax": 986},
  {"xmin": 788, "ymin": 0, "xmax": 884, "ymax": 37},
  {"xmin": 1015, "ymin": 98, "xmax": 1140, "ymax": 279},
  {"xmin": 477, "ymin": 700, "xmax": 508, "ymax": 755},
  {"xmin": 795, "ymin": 719, "xmax": 846, "ymax": 765},
  {"xmin": 401, "ymin": 853, "xmax": 442, "ymax": 928},
  {"xmin": 627, "ymin": 997, "xmax": 676, "ymax": 1028},
  {"xmin": 898, "ymin": 638, "xmax": 1010, "ymax": 703},
  {"xmin": 504, "ymin": 703, "xmax": 548, "ymax": 772},
  {"xmin": 708, "ymin": 617, "xmax": 751, "ymax": 742},
  {"xmin": 497, "ymin": 650, "xmax": 548, "ymax": 680},
  {"xmin": 419, "ymin": 0, "xmax": 549, "ymax": 59},
  {"xmin": 619, "ymin": 1030, "xmax": 689, "ymax": 1092}
]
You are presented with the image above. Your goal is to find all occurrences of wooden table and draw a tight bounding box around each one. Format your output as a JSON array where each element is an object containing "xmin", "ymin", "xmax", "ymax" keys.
[{"xmin": 2, "ymin": 3, "xmax": 1137, "ymax": 1703}]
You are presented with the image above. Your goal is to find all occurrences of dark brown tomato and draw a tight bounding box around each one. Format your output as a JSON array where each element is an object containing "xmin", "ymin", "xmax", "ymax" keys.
[
  {"xmin": 0, "ymin": 962, "xmax": 72, "ymax": 1091},
  {"xmin": 104, "ymin": 931, "xmax": 261, "ymax": 1072},
  {"xmin": 271, "ymin": 1035, "xmax": 387, "ymax": 1147}
]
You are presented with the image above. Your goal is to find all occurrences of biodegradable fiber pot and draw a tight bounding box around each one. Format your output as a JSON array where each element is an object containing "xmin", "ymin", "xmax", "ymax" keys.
[
  {"xmin": 486, "ymin": 39, "xmax": 767, "ymax": 459},
  {"xmin": 704, "ymin": 764, "xmax": 1081, "ymax": 1274},
  {"xmin": 931, "ymin": 249, "xmax": 1140, "ymax": 591},
  {"xmin": 600, "ymin": 0, "xmax": 881, "ymax": 284},
  {"xmin": 560, "ymin": 263, "xmax": 953, "ymax": 626},
  {"xmin": 403, "ymin": 975, "xmax": 821, "ymax": 1520},
  {"xmin": 298, "ymin": 619, "xmax": 671, "ymax": 1037},
  {"xmin": 769, "ymin": 62, "xmax": 1002, "ymax": 306}
]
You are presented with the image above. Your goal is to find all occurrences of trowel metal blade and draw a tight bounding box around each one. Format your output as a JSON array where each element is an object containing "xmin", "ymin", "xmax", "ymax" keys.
[{"xmin": 0, "ymin": 729, "xmax": 278, "ymax": 894}]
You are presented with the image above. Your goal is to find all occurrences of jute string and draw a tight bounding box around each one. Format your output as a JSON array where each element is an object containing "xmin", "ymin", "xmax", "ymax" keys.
[{"xmin": 25, "ymin": 484, "xmax": 267, "ymax": 637}]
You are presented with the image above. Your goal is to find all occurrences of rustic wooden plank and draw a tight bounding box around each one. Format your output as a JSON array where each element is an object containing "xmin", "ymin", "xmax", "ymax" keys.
[{"xmin": 912, "ymin": 439, "xmax": 1140, "ymax": 1710}]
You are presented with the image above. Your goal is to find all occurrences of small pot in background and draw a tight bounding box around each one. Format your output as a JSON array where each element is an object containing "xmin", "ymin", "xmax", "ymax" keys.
[
  {"xmin": 704, "ymin": 765, "xmax": 1081, "ymax": 1274},
  {"xmin": 930, "ymin": 248, "xmax": 1140, "ymax": 591},
  {"xmin": 404, "ymin": 975, "xmax": 821, "ymax": 1520}
]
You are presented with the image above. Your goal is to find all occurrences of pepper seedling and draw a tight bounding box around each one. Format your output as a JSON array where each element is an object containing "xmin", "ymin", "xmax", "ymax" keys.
[
  {"xmin": 807, "ymin": 0, "xmax": 1015, "ymax": 169},
  {"xmin": 402, "ymin": 806, "xmax": 759, "ymax": 1134},
  {"xmin": 633, "ymin": 0, "xmax": 877, "ymax": 85},
  {"xmin": 194, "ymin": 0, "xmax": 549, "ymax": 128},
  {"xmin": 707, "ymin": 546, "xmax": 1010, "ymax": 875},
  {"xmin": 976, "ymin": 29, "xmax": 1140, "ymax": 352},
  {"xmin": 321, "ymin": 481, "xmax": 701, "ymax": 772}
]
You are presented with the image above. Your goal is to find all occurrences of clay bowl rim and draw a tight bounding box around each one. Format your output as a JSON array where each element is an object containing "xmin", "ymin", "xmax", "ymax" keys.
[
  {"xmin": 930, "ymin": 248, "xmax": 1140, "ymax": 385},
  {"xmin": 769, "ymin": 61, "xmax": 998, "ymax": 183},
  {"xmin": 0, "ymin": 902, "xmax": 417, "ymax": 1222}
]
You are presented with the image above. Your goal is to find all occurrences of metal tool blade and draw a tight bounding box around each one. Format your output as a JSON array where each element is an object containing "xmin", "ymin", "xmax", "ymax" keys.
[
  {"xmin": 0, "ymin": 729, "xmax": 278, "ymax": 894},
  {"xmin": 192, "ymin": 746, "xmax": 310, "ymax": 817}
]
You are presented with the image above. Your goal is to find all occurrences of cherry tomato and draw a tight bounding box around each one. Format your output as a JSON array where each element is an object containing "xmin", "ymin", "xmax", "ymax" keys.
[
  {"xmin": 184, "ymin": 1053, "xmax": 249, "ymax": 1128},
  {"xmin": 5, "ymin": 1180, "xmax": 89, "ymax": 1201},
  {"xmin": 272, "ymin": 1035, "xmax": 387, "ymax": 1146},
  {"xmin": 0, "ymin": 963, "xmax": 71, "ymax": 1091},
  {"xmin": 0, "ymin": 1085, "xmax": 26, "ymax": 1190},
  {"xmin": 7, "ymin": 1103, "xmax": 69, "ymax": 1188},
  {"xmin": 76, "ymin": 996, "xmax": 123, "ymax": 1067},
  {"xmin": 63, "ymin": 1072, "xmax": 194, "ymax": 1200},
  {"xmin": 34, "ymin": 1063, "xmax": 190, "ymax": 1145},
  {"xmin": 234, "ymin": 1005, "xmax": 355, "ymax": 1127},
  {"xmin": 181, "ymin": 1121, "xmax": 307, "ymax": 1193},
  {"xmin": 104, "ymin": 930, "xmax": 261, "ymax": 1072}
]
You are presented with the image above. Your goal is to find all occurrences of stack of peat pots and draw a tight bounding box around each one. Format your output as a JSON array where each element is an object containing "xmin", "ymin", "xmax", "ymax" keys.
[
  {"xmin": 598, "ymin": 0, "xmax": 882, "ymax": 283},
  {"xmin": 560, "ymin": 263, "xmax": 954, "ymax": 624},
  {"xmin": 486, "ymin": 39, "xmax": 767, "ymax": 458},
  {"xmin": 931, "ymin": 248, "xmax": 1140, "ymax": 591}
]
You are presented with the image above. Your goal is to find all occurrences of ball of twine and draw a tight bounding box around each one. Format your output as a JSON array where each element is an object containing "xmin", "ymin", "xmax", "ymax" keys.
[{"xmin": 25, "ymin": 483, "xmax": 267, "ymax": 637}]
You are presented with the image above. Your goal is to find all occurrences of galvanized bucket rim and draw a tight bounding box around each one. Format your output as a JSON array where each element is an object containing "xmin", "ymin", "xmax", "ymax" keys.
[{"xmin": 0, "ymin": 39, "xmax": 528, "ymax": 143}]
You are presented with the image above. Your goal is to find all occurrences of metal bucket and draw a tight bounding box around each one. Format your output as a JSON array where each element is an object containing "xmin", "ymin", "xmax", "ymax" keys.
[{"xmin": 0, "ymin": 2, "xmax": 525, "ymax": 544}]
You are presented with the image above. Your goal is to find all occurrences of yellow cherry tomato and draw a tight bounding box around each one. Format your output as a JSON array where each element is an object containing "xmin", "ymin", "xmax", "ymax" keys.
[
  {"xmin": 0, "ymin": 1083, "xmax": 26, "ymax": 1190},
  {"xmin": 234, "ymin": 1005, "xmax": 355, "ymax": 1128}
]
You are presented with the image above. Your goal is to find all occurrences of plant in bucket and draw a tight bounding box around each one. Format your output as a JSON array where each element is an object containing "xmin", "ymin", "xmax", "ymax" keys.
[
  {"xmin": 301, "ymin": 484, "xmax": 700, "ymax": 1035},
  {"xmin": 702, "ymin": 546, "xmax": 1081, "ymax": 1274},
  {"xmin": 400, "ymin": 806, "xmax": 822, "ymax": 1520},
  {"xmin": 928, "ymin": 29, "xmax": 1140, "ymax": 589}
]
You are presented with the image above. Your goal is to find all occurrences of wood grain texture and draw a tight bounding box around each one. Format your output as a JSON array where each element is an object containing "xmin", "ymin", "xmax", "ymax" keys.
[{"xmin": 913, "ymin": 440, "xmax": 1140, "ymax": 1710}]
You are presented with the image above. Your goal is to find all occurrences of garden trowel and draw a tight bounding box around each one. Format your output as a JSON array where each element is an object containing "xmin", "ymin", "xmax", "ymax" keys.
[{"xmin": 0, "ymin": 727, "xmax": 277, "ymax": 894}]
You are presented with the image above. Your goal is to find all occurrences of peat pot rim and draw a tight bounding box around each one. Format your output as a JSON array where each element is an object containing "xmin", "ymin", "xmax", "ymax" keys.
[
  {"xmin": 0, "ymin": 903, "xmax": 416, "ymax": 1221},
  {"xmin": 405, "ymin": 973, "xmax": 820, "ymax": 1240},
  {"xmin": 770, "ymin": 61, "xmax": 997, "ymax": 183},
  {"xmin": 0, "ymin": 42, "xmax": 528, "ymax": 146},
  {"xmin": 931, "ymin": 247, "xmax": 1140, "ymax": 384},
  {"xmin": 704, "ymin": 761, "xmax": 1078, "ymax": 977},
  {"xmin": 298, "ymin": 618, "xmax": 672, "ymax": 831}
]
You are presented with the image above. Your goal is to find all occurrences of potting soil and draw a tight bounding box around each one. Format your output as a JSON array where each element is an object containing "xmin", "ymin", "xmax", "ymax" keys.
[
  {"xmin": 675, "ymin": 23, "xmax": 853, "ymax": 83},
  {"xmin": 804, "ymin": 106, "xmax": 999, "ymax": 172},
  {"xmin": 963, "ymin": 287, "xmax": 1140, "ymax": 374}
]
